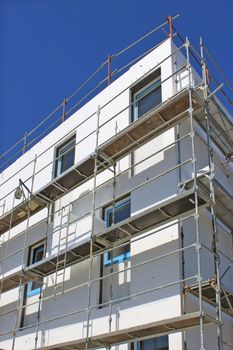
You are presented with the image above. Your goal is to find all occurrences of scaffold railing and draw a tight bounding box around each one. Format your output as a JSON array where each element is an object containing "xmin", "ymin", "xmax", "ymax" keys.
[
  {"xmin": 0, "ymin": 14, "xmax": 183, "ymax": 172},
  {"xmin": 0, "ymin": 43, "xmax": 232, "ymax": 238},
  {"xmin": 0, "ymin": 16, "xmax": 232, "ymax": 350}
]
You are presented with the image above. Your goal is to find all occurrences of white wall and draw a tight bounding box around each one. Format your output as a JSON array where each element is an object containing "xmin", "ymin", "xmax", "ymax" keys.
[{"xmin": 0, "ymin": 39, "xmax": 173, "ymax": 217}]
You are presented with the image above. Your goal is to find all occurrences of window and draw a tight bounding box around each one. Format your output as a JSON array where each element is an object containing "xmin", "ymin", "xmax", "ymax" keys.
[
  {"xmin": 105, "ymin": 197, "xmax": 131, "ymax": 228},
  {"xmin": 99, "ymin": 197, "xmax": 131, "ymax": 305},
  {"xmin": 27, "ymin": 242, "xmax": 45, "ymax": 297},
  {"xmin": 132, "ymin": 69, "xmax": 162, "ymax": 121},
  {"xmin": 131, "ymin": 336, "xmax": 168, "ymax": 350},
  {"xmin": 104, "ymin": 244, "xmax": 131, "ymax": 266},
  {"xmin": 103, "ymin": 197, "xmax": 131, "ymax": 266},
  {"xmin": 54, "ymin": 136, "xmax": 76, "ymax": 177}
]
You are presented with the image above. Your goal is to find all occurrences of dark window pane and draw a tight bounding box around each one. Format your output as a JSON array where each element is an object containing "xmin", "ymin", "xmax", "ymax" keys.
[
  {"xmin": 104, "ymin": 199, "xmax": 131, "ymax": 265},
  {"xmin": 109, "ymin": 244, "xmax": 130, "ymax": 260},
  {"xmin": 140, "ymin": 336, "xmax": 168, "ymax": 350},
  {"xmin": 31, "ymin": 280, "xmax": 42, "ymax": 291},
  {"xmin": 107, "ymin": 200, "xmax": 131, "ymax": 227},
  {"xmin": 138, "ymin": 86, "xmax": 161, "ymax": 119},
  {"xmin": 55, "ymin": 137, "xmax": 75, "ymax": 177},
  {"xmin": 156, "ymin": 336, "xmax": 168, "ymax": 349},
  {"xmin": 115, "ymin": 203, "xmax": 131, "ymax": 223},
  {"xmin": 141, "ymin": 338, "xmax": 154, "ymax": 350},
  {"xmin": 59, "ymin": 139, "xmax": 75, "ymax": 155},
  {"xmin": 61, "ymin": 149, "xmax": 75, "ymax": 173},
  {"xmin": 28, "ymin": 244, "xmax": 45, "ymax": 292},
  {"xmin": 32, "ymin": 245, "xmax": 44, "ymax": 264}
]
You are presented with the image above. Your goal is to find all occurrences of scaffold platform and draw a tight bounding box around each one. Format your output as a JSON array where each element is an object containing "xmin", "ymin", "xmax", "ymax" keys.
[
  {"xmin": 1, "ymin": 86, "xmax": 232, "ymax": 238},
  {"xmin": 185, "ymin": 172, "xmax": 233, "ymax": 230},
  {"xmin": 185, "ymin": 279, "xmax": 233, "ymax": 317},
  {"xmin": 39, "ymin": 312, "xmax": 214, "ymax": 350},
  {"xmin": 0, "ymin": 188, "xmax": 207, "ymax": 293},
  {"xmin": 0, "ymin": 87, "xmax": 202, "ymax": 236},
  {"xmin": 193, "ymin": 89, "xmax": 233, "ymax": 158},
  {"xmin": 1, "ymin": 172, "xmax": 232, "ymax": 294}
]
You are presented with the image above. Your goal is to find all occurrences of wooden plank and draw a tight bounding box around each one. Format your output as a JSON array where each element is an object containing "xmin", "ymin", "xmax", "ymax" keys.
[
  {"xmin": 1, "ymin": 189, "xmax": 208, "ymax": 293},
  {"xmin": 185, "ymin": 280, "xmax": 233, "ymax": 317},
  {"xmin": 42, "ymin": 312, "xmax": 214, "ymax": 350},
  {"xmin": 100, "ymin": 89, "xmax": 202, "ymax": 161}
]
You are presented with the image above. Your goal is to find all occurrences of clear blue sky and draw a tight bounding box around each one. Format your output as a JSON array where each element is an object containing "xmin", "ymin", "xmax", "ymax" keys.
[{"xmin": 0, "ymin": 0, "xmax": 232, "ymax": 159}]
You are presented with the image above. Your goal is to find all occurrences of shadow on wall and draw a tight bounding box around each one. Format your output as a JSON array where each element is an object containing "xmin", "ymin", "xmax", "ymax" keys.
[
  {"xmin": 0, "ymin": 134, "xmax": 196, "ymax": 280},
  {"xmin": 0, "ymin": 236, "xmax": 202, "ymax": 346}
]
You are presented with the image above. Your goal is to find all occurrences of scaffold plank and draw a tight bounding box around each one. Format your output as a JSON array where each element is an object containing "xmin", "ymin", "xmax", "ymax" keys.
[
  {"xmin": 0, "ymin": 269, "xmax": 42, "ymax": 293},
  {"xmin": 185, "ymin": 172, "xmax": 233, "ymax": 230},
  {"xmin": 39, "ymin": 312, "xmax": 214, "ymax": 350},
  {"xmin": 0, "ymin": 188, "xmax": 207, "ymax": 293},
  {"xmin": 185, "ymin": 279, "xmax": 233, "ymax": 317},
  {"xmin": 96, "ymin": 189, "xmax": 206, "ymax": 245},
  {"xmin": 0, "ymin": 196, "xmax": 47, "ymax": 236},
  {"xmin": 0, "ymin": 87, "xmax": 201, "ymax": 236},
  {"xmin": 100, "ymin": 88, "xmax": 201, "ymax": 161},
  {"xmin": 193, "ymin": 90, "xmax": 233, "ymax": 158}
]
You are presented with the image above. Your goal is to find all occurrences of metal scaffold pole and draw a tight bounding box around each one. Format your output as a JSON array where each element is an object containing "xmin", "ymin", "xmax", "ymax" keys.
[
  {"xmin": 185, "ymin": 38, "xmax": 205, "ymax": 350},
  {"xmin": 53, "ymin": 202, "xmax": 71, "ymax": 298},
  {"xmin": 108, "ymin": 162, "xmax": 117, "ymax": 336},
  {"xmin": 200, "ymin": 37, "xmax": 223, "ymax": 350},
  {"xmin": 34, "ymin": 205, "xmax": 50, "ymax": 349},
  {"xmin": 11, "ymin": 154, "xmax": 37, "ymax": 350},
  {"xmin": 0, "ymin": 197, "xmax": 16, "ymax": 300},
  {"xmin": 85, "ymin": 105, "xmax": 101, "ymax": 350},
  {"xmin": 34, "ymin": 282, "xmax": 44, "ymax": 350},
  {"xmin": 176, "ymin": 123, "xmax": 187, "ymax": 350}
]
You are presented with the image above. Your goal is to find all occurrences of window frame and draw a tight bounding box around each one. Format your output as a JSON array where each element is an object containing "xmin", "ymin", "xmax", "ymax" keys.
[
  {"xmin": 131, "ymin": 69, "xmax": 162, "ymax": 123},
  {"xmin": 103, "ymin": 197, "xmax": 131, "ymax": 266},
  {"xmin": 105, "ymin": 197, "xmax": 131, "ymax": 228},
  {"xmin": 54, "ymin": 135, "xmax": 76, "ymax": 178},
  {"xmin": 27, "ymin": 241, "xmax": 45, "ymax": 297},
  {"xmin": 130, "ymin": 336, "xmax": 169, "ymax": 350}
]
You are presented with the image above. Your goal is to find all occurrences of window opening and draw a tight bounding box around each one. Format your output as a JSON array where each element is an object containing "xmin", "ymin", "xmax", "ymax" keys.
[
  {"xmin": 54, "ymin": 136, "xmax": 76, "ymax": 177},
  {"xmin": 27, "ymin": 242, "xmax": 45, "ymax": 297},
  {"xmin": 103, "ymin": 197, "xmax": 131, "ymax": 265},
  {"xmin": 131, "ymin": 69, "xmax": 162, "ymax": 121},
  {"xmin": 131, "ymin": 336, "xmax": 169, "ymax": 350}
]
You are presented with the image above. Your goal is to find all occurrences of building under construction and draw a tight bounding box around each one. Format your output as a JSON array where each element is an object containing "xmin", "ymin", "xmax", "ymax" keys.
[{"xmin": 0, "ymin": 16, "xmax": 232, "ymax": 350}]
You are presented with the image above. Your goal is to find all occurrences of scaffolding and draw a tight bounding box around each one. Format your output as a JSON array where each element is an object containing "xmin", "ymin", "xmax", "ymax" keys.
[{"xmin": 0, "ymin": 16, "xmax": 233, "ymax": 350}]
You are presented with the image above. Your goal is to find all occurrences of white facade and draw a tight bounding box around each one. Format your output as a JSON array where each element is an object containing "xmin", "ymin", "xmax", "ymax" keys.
[{"xmin": 0, "ymin": 38, "xmax": 232, "ymax": 350}]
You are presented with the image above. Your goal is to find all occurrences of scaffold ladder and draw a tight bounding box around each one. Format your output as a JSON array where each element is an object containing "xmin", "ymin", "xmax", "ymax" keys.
[{"xmin": 53, "ymin": 204, "xmax": 71, "ymax": 297}]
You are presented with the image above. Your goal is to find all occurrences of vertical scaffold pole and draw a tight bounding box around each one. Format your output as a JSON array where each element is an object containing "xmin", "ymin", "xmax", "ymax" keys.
[
  {"xmin": 200, "ymin": 37, "xmax": 223, "ymax": 350},
  {"xmin": 108, "ymin": 55, "xmax": 112, "ymax": 86},
  {"xmin": 176, "ymin": 124, "xmax": 187, "ymax": 350},
  {"xmin": 167, "ymin": 16, "xmax": 173, "ymax": 39},
  {"xmin": 108, "ymin": 162, "xmax": 116, "ymax": 335},
  {"xmin": 85, "ymin": 105, "xmax": 101, "ymax": 350},
  {"xmin": 34, "ymin": 205, "xmax": 50, "ymax": 349},
  {"xmin": 34, "ymin": 284, "xmax": 43, "ymax": 350},
  {"xmin": 61, "ymin": 98, "xmax": 67, "ymax": 123},
  {"xmin": 185, "ymin": 38, "xmax": 205, "ymax": 350},
  {"xmin": 61, "ymin": 203, "xmax": 71, "ymax": 296},
  {"xmin": 174, "ymin": 53, "xmax": 187, "ymax": 347},
  {"xmin": 11, "ymin": 154, "xmax": 37, "ymax": 350},
  {"xmin": 53, "ymin": 205, "xmax": 65, "ymax": 298},
  {"xmin": 0, "ymin": 196, "xmax": 16, "ymax": 300},
  {"xmin": 23, "ymin": 132, "xmax": 28, "ymax": 154}
]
